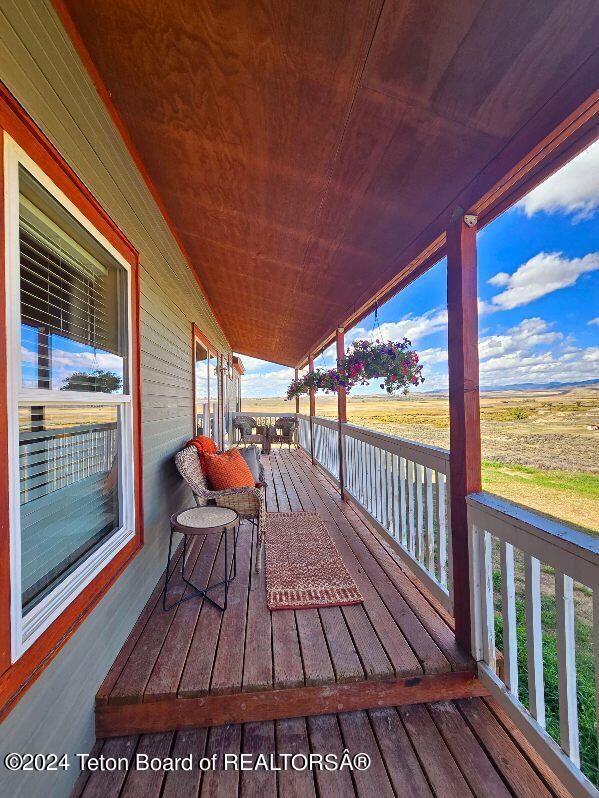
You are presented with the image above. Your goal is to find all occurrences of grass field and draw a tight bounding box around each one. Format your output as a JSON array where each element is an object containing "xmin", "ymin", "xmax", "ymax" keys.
[{"xmin": 243, "ymin": 386, "xmax": 599, "ymax": 533}]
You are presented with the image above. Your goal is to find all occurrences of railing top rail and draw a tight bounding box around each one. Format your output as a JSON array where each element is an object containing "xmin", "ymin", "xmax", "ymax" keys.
[
  {"xmin": 233, "ymin": 412, "xmax": 296, "ymax": 418},
  {"xmin": 468, "ymin": 491, "xmax": 599, "ymax": 582},
  {"xmin": 308, "ymin": 416, "xmax": 339, "ymax": 430},
  {"xmin": 342, "ymin": 420, "xmax": 450, "ymax": 470},
  {"xmin": 19, "ymin": 422, "xmax": 118, "ymax": 441},
  {"xmin": 342, "ymin": 420, "xmax": 449, "ymax": 456},
  {"xmin": 298, "ymin": 414, "xmax": 451, "ymax": 462}
]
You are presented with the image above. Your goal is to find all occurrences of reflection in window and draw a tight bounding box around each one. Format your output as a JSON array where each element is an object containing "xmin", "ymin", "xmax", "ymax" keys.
[
  {"xmin": 208, "ymin": 353, "xmax": 218, "ymax": 441},
  {"xmin": 195, "ymin": 341, "xmax": 208, "ymax": 435},
  {"xmin": 16, "ymin": 165, "xmax": 130, "ymax": 620},
  {"xmin": 19, "ymin": 167, "xmax": 127, "ymax": 394},
  {"xmin": 19, "ymin": 404, "xmax": 120, "ymax": 612}
]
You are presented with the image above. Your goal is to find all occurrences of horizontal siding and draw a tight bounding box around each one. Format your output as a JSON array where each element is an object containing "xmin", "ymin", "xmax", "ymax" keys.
[{"xmin": 0, "ymin": 2, "xmax": 231, "ymax": 796}]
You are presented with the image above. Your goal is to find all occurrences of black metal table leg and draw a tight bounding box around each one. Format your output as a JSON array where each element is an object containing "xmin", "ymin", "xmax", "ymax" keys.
[
  {"xmin": 165, "ymin": 508, "xmax": 240, "ymax": 613},
  {"xmin": 162, "ymin": 525, "xmax": 175, "ymax": 611}
]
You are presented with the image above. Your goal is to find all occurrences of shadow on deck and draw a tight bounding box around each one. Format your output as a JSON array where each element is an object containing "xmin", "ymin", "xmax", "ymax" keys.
[
  {"xmin": 78, "ymin": 451, "xmax": 575, "ymax": 797},
  {"xmin": 96, "ymin": 450, "xmax": 479, "ymax": 738}
]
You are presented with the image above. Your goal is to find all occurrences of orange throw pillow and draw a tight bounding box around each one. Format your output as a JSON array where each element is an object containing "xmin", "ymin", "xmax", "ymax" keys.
[
  {"xmin": 204, "ymin": 449, "xmax": 255, "ymax": 490},
  {"xmin": 186, "ymin": 435, "xmax": 218, "ymax": 475}
]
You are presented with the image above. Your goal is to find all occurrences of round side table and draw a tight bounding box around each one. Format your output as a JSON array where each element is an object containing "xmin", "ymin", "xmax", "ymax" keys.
[{"xmin": 163, "ymin": 505, "xmax": 239, "ymax": 612}]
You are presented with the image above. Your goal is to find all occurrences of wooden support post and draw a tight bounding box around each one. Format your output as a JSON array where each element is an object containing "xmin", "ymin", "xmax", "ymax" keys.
[
  {"xmin": 447, "ymin": 208, "xmax": 481, "ymax": 655},
  {"xmin": 308, "ymin": 354, "xmax": 315, "ymax": 464},
  {"xmin": 294, "ymin": 368, "xmax": 300, "ymax": 415},
  {"xmin": 336, "ymin": 328, "xmax": 348, "ymax": 500}
]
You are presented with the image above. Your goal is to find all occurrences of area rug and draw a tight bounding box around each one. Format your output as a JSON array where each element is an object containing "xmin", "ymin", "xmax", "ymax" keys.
[{"xmin": 264, "ymin": 511, "xmax": 363, "ymax": 610}]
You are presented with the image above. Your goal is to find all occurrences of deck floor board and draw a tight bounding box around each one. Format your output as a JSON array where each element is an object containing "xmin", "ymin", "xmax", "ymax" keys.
[
  {"xmin": 81, "ymin": 451, "xmax": 575, "ymax": 797},
  {"xmin": 79, "ymin": 698, "xmax": 571, "ymax": 798},
  {"xmin": 99, "ymin": 450, "xmax": 469, "ymax": 709}
]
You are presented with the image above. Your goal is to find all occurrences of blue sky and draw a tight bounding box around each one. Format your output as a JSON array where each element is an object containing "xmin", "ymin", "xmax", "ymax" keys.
[{"xmin": 239, "ymin": 140, "xmax": 599, "ymax": 397}]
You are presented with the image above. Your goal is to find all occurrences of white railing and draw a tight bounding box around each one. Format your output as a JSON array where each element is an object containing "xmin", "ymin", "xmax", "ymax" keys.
[
  {"xmin": 311, "ymin": 416, "xmax": 340, "ymax": 481},
  {"xmin": 342, "ymin": 423, "xmax": 452, "ymax": 611},
  {"xmin": 231, "ymin": 412, "xmax": 296, "ymax": 444},
  {"xmin": 20, "ymin": 422, "xmax": 118, "ymax": 503},
  {"xmin": 297, "ymin": 414, "xmax": 310, "ymax": 450},
  {"xmin": 469, "ymin": 492, "xmax": 599, "ymax": 797},
  {"xmin": 297, "ymin": 414, "xmax": 452, "ymax": 611},
  {"xmin": 273, "ymin": 409, "xmax": 598, "ymax": 794}
]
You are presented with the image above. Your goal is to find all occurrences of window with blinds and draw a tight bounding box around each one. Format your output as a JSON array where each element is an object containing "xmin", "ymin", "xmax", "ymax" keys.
[
  {"xmin": 11, "ymin": 163, "xmax": 132, "ymax": 624},
  {"xmin": 19, "ymin": 166, "xmax": 127, "ymax": 393}
]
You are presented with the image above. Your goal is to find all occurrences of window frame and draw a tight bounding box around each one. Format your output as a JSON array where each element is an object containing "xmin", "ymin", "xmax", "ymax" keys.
[
  {"xmin": 5, "ymin": 134, "xmax": 136, "ymax": 659},
  {"xmin": 0, "ymin": 87, "xmax": 143, "ymax": 720},
  {"xmin": 192, "ymin": 323, "xmax": 224, "ymax": 447}
]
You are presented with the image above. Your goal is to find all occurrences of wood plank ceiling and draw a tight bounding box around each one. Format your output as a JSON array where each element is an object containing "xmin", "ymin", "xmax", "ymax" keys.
[{"xmin": 62, "ymin": 0, "xmax": 599, "ymax": 365}]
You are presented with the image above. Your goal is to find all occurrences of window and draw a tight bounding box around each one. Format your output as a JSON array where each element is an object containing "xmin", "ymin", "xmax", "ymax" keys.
[
  {"xmin": 4, "ymin": 136, "xmax": 138, "ymax": 660},
  {"xmin": 192, "ymin": 325, "xmax": 223, "ymax": 446},
  {"xmin": 208, "ymin": 350, "xmax": 218, "ymax": 441},
  {"xmin": 194, "ymin": 339, "xmax": 209, "ymax": 436}
]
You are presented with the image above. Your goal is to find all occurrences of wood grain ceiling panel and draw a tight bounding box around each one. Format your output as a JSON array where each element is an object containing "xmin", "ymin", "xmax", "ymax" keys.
[{"xmin": 61, "ymin": 0, "xmax": 599, "ymax": 365}]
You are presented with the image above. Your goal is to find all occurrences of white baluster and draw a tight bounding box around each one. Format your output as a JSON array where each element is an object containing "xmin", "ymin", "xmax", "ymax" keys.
[
  {"xmin": 555, "ymin": 571, "xmax": 580, "ymax": 766},
  {"xmin": 500, "ymin": 541, "xmax": 518, "ymax": 696},
  {"xmin": 525, "ymin": 554, "xmax": 546, "ymax": 728}
]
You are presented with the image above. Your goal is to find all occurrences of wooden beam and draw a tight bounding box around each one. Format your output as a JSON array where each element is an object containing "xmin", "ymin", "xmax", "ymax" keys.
[
  {"xmin": 336, "ymin": 328, "xmax": 348, "ymax": 500},
  {"xmin": 336, "ymin": 329, "xmax": 347, "ymax": 423},
  {"xmin": 308, "ymin": 353, "xmax": 315, "ymax": 464},
  {"xmin": 95, "ymin": 671, "xmax": 485, "ymax": 738},
  {"xmin": 447, "ymin": 209, "xmax": 481, "ymax": 655}
]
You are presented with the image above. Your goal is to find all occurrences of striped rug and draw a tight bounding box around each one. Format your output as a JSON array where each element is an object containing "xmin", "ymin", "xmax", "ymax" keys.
[{"xmin": 264, "ymin": 511, "xmax": 363, "ymax": 610}]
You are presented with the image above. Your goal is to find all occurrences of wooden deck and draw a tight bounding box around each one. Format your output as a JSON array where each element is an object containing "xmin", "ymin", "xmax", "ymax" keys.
[
  {"xmin": 96, "ymin": 450, "xmax": 481, "ymax": 737},
  {"xmin": 76, "ymin": 698, "xmax": 573, "ymax": 798}
]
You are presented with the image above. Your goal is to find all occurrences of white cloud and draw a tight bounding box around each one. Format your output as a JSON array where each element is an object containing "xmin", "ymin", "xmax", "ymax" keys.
[
  {"xmin": 478, "ymin": 317, "xmax": 561, "ymax": 360},
  {"xmin": 234, "ymin": 354, "xmax": 286, "ymax": 372},
  {"xmin": 517, "ymin": 140, "xmax": 599, "ymax": 221},
  {"xmin": 418, "ymin": 346, "xmax": 448, "ymax": 366},
  {"xmin": 477, "ymin": 298, "xmax": 494, "ymax": 316},
  {"xmin": 588, "ymin": 317, "xmax": 599, "ymax": 327},
  {"xmin": 487, "ymin": 272, "xmax": 510, "ymax": 287},
  {"xmin": 477, "ymin": 318, "xmax": 598, "ymax": 387},
  {"xmin": 21, "ymin": 345, "xmax": 125, "ymax": 390},
  {"xmin": 241, "ymin": 366, "xmax": 295, "ymax": 398},
  {"xmin": 349, "ymin": 307, "xmax": 448, "ymax": 345},
  {"xmin": 488, "ymin": 251, "xmax": 599, "ymax": 310}
]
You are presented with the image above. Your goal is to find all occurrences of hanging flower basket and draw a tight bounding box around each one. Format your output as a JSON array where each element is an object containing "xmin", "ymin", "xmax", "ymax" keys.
[{"xmin": 286, "ymin": 338, "xmax": 424, "ymax": 400}]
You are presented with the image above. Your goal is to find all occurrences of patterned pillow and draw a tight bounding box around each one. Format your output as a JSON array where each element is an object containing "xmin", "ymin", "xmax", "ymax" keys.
[{"xmin": 204, "ymin": 449, "xmax": 255, "ymax": 490}]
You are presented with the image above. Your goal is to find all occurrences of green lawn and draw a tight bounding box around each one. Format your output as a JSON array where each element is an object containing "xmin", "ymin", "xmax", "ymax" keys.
[
  {"xmin": 492, "ymin": 570, "xmax": 598, "ymax": 785},
  {"xmin": 482, "ymin": 461, "xmax": 599, "ymax": 534}
]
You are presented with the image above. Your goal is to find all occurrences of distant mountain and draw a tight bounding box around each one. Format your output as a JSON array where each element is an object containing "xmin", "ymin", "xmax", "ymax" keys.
[
  {"xmin": 480, "ymin": 379, "xmax": 599, "ymax": 392},
  {"xmin": 420, "ymin": 378, "xmax": 599, "ymax": 396}
]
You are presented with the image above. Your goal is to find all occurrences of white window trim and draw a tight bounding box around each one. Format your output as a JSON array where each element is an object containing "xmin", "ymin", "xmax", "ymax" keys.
[
  {"xmin": 194, "ymin": 333, "xmax": 220, "ymax": 442},
  {"xmin": 3, "ymin": 133, "xmax": 136, "ymax": 661}
]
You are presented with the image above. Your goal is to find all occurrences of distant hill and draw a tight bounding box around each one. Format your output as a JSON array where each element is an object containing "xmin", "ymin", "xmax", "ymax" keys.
[
  {"xmin": 410, "ymin": 379, "xmax": 599, "ymax": 397},
  {"xmin": 355, "ymin": 379, "xmax": 599, "ymax": 397},
  {"xmin": 479, "ymin": 378, "xmax": 599, "ymax": 392}
]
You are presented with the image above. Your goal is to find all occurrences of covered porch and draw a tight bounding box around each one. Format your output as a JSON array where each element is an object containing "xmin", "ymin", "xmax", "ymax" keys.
[
  {"xmin": 77, "ymin": 449, "xmax": 565, "ymax": 798},
  {"xmin": 0, "ymin": 2, "xmax": 597, "ymax": 797},
  {"xmin": 94, "ymin": 449, "xmax": 475, "ymax": 737}
]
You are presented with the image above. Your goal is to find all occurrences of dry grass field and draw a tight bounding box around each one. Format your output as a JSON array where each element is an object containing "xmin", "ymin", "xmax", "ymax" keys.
[{"xmin": 243, "ymin": 387, "xmax": 599, "ymax": 534}]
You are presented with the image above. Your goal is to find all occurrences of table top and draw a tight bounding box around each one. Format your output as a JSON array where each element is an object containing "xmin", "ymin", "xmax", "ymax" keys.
[{"xmin": 171, "ymin": 505, "xmax": 238, "ymax": 532}]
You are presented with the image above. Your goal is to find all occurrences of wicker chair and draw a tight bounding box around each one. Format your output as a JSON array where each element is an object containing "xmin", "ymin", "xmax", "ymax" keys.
[
  {"xmin": 175, "ymin": 446, "xmax": 265, "ymax": 569},
  {"xmin": 233, "ymin": 415, "xmax": 266, "ymax": 447},
  {"xmin": 269, "ymin": 417, "xmax": 297, "ymax": 449}
]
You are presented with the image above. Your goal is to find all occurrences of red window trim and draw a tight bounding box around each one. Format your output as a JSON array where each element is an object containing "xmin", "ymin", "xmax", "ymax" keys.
[{"xmin": 0, "ymin": 83, "xmax": 143, "ymax": 722}]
